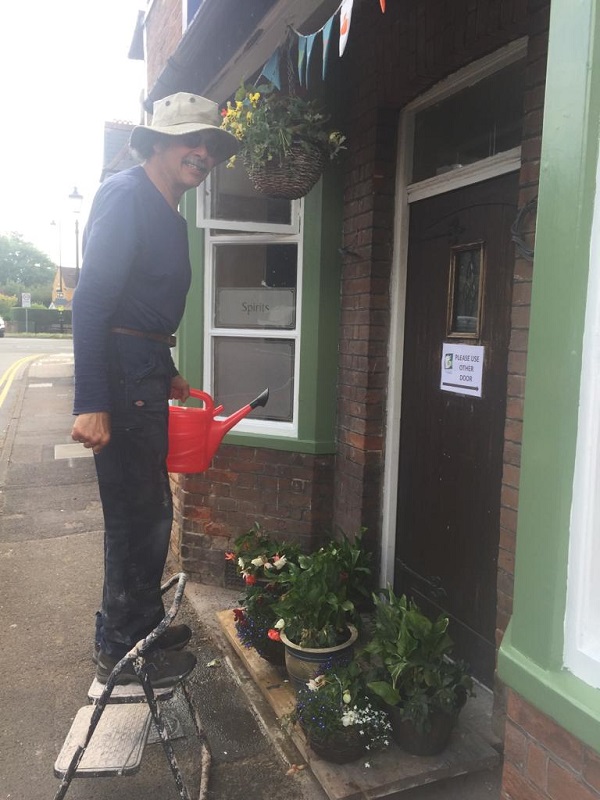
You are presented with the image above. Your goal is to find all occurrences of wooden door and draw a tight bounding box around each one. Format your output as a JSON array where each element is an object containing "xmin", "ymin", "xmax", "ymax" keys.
[{"xmin": 395, "ymin": 173, "xmax": 518, "ymax": 686}]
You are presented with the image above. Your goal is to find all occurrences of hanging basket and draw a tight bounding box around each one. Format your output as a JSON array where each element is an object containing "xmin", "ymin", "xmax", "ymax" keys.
[{"xmin": 245, "ymin": 141, "xmax": 327, "ymax": 200}]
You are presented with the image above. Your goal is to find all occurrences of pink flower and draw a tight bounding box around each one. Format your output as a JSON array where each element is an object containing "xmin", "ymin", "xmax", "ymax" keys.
[
  {"xmin": 224, "ymin": 551, "xmax": 236, "ymax": 561},
  {"xmin": 267, "ymin": 629, "xmax": 281, "ymax": 642},
  {"xmin": 244, "ymin": 574, "xmax": 257, "ymax": 586}
]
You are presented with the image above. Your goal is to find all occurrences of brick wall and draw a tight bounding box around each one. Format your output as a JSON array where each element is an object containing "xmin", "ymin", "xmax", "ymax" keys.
[
  {"xmin": 170, "ymin": 445, "xmax": 334, "ymax": 584},
  {"xmin": 145, "ymin": 0, "xmax": 182, "ymax": 99},
  {"xmin": 502, "ymin": 690, "xmax": 600, "ymax": 799}
]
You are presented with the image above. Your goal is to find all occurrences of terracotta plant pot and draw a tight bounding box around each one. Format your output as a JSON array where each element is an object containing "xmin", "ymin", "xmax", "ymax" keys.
[{"xmin": 280, "ymin": 625, "xmax": 358, "ymax": 693}]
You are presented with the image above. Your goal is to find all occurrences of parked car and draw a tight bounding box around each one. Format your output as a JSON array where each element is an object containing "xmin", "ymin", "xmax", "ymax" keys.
[{"xmin": 0, "ymin": 316, "xmax": 5, "ymax": 337}]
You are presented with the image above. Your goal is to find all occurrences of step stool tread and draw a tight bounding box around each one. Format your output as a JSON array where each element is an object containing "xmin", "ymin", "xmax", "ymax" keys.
[
  {"xmin": 88, "ymin": 677, "xmax": 174, "ymax": 703},
  {"xmin": 54, "ymin": 704, "xmax": 152, "ymax": 777}
]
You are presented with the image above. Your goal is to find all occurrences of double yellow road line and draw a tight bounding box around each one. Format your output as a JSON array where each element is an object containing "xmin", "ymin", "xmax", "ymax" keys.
[{"xmin": 0, "ymin": 354, "xmax": 43, "ymax": 409}]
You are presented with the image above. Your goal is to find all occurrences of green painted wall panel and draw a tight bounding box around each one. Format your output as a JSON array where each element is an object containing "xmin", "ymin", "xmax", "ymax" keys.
[{"xmin": 498, "ymin": 0, "xmax": 600, "ymax": 752}]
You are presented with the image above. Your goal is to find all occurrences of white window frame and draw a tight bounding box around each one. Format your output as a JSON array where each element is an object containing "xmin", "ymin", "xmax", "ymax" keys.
[
  {"xmin": 564, "ymin": 147, "xmax": 600, "ymax": 689},
  {"xmin": 197, "ymin": 171, "xmax": 301, "ymax": 235},
  {"xmin": 203, "ymin": 226, "xmax": 304, "ymax": 438}
]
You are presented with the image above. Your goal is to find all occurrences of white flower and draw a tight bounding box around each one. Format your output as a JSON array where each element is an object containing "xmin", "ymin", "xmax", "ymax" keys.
[
  {"xmin": 364, "ymin": 762, "xmax": 371, "ymax": 769},
  {"xmin": 307, "ymin": 674, "xmax": 327, "ymax": 691},
  {"xmin": 274, "ymin": 618, "xmax": 285, "ymax": 630},
  {"xmin": 251, "ymin": 555, "xmax": 267, "ymax": 567},
  {"xmin": 342, "ymin": 691, "xmax": 352, "ymax": 704},
  {"xmin": 272, "ymin": 555, "xmax": 287, "ymax": 570},
  {"xmin": 238, "ymin": 557, "xmax": 245, "ymax": 569},
  {"xmin": 264, "ymin": 562, "xmax": 274, "ymax": 570}
]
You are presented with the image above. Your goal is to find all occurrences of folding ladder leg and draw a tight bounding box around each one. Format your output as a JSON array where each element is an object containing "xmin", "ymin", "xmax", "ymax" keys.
[
  {"xmin": 137, "ymin": 664, "xmax": 192, "ymax": 800},
  {"xmin": 180, "ymin": 680, "xmax": 212, "ymax": 800}
]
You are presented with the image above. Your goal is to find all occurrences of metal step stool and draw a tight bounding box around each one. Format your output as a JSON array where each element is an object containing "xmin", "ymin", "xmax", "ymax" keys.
[{"xmin": 53, "ymin": 573, "xmax": 211, "ymax": 800}]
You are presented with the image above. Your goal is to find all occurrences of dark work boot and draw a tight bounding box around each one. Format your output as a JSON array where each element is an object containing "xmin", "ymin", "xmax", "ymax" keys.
[
  {"xmin": 96, "ymin": 647, "xmax": 197, "ymax": 688},
  {"xmin": 93, "ymin": 623, "xmax": 192, "ymax": 664}
]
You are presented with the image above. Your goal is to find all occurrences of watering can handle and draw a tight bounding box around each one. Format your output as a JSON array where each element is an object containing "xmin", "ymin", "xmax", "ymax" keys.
[{"xmin": 188, "ymin": 388, "xmax": 215, "ymax": 410}]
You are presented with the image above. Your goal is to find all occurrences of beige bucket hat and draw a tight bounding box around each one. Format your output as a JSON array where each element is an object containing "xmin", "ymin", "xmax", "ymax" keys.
[{"xmin": 130, "ymin": 92, "xmax": 239, "ymax": 163}]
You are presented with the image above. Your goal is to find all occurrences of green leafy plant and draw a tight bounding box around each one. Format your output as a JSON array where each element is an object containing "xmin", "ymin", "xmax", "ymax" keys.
[
  {"xmin": 220, "ymin": 82, "xmax": 345, "ymax": 171},
  {"xmin": 287, "ymin": 659, "xmax": 391, "ymax": 754},
  {"xmin": 274, "ymin": 532, "xmax": 372, "ymax": 649},
  {"xmin": 366, "ymin": 587, "xmax": 474, "ymax": 734}
]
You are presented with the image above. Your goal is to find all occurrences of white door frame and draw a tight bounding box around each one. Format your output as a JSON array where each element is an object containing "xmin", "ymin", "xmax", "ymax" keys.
[{"xmin": 379, "ymin": 37, "xmax": 527, "ymax": 586}]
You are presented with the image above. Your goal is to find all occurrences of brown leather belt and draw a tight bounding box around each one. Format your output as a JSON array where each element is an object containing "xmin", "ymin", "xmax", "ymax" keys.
[{"xmin": 110, "ymin": 326, "xmax": 176, "ymax": 347}]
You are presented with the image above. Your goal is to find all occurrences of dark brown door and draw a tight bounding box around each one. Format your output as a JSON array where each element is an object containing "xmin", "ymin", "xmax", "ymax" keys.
[{"xmin": 395, "ymin": 173, "xmax": 518, "ymax": 686}]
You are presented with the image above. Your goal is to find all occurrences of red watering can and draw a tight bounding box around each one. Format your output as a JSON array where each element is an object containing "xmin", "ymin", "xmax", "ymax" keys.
[{"xmin": 167, "ymin": 387, "xmax": 269, "ymax": 473}]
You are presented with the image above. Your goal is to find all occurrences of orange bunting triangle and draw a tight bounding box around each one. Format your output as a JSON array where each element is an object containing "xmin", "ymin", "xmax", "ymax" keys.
[{"xmin": 380, "ymin": 0, "xmax": 386, "ymax": 11}]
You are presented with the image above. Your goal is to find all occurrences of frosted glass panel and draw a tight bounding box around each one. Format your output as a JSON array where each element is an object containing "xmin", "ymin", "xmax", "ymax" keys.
[
  {"xmin": 214, "ymin": 338, "xmax": 294, "ymax": 421},
  {"xmin": 210, "ymin": 159, "xmax": 291, "ymax": 225}
]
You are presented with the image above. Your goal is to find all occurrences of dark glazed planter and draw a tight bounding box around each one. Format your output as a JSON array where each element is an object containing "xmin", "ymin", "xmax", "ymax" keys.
[
  {"xmin": 254, "ymin": 638, "xmax": 286, "ymax": 666},
  {"xmin": 307, "ymin": 730, "xmax": 365, "ymax": 764},
  {"xmin": 386, "ymin": 704, "xmax": 458, "ymax": 756},
  {"xmin": 280, "ymin": 626, "xmax": 358, "ymax": 694}
]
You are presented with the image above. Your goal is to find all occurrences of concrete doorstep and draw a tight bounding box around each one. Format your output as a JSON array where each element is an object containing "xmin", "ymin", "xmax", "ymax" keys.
[{"xmin": 212, "ymin": 608, "xmax": 501, "ymax": 800}]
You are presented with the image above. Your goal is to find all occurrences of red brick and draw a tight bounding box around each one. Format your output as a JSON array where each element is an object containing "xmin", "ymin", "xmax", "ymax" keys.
[
  {"xmin": 502, "ymin": 760, "xmax": 548, "ymax": 800},
  {"xmin": 527, "ymin": 742, "xmax": 549, "ymax": 791},
  {"xmin": 508, "ymin": 695, "xmax": 585, "ymax": 771},
  {"xmin": 583, "ymin": 749, "xmax": 600, "ymax": 793},
  {"xmin": 547, "ymin": 760, "xmax": 600, "ymax": 800}
]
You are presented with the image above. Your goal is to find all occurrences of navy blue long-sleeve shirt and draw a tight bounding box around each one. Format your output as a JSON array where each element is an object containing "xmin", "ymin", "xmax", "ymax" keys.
[{"xmin": 72, "ymin": 166, "xmax": 192, "ymax": 414}]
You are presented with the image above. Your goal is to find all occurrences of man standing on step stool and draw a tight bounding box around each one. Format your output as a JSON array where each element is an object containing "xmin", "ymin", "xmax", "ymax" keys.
[{"xmin": 70, "ymin": 93, "xmax": 239, "ymax": 688}]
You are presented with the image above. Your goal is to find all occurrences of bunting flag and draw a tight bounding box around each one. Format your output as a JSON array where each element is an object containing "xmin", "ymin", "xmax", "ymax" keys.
[
  {"xmin": 297, "ymin": 35, "xmax": 307, "ymax": 86},
  {"xmin": 339, "ymin": 0, "xmax": 354, "ymax": 57},
  {"xmin": 380, "ymin": 0, "xmax": 386, "ymax": 11},
  {"xmin": 259, "ymin": 50, "xmax": 281, "ymax": 89},
  {"xmin": 305, "ymin": 33, "xmax": 317, "ymax": 87},
  {"xmin": 322, "ymin": 17, "xmax": 334, "ymax": 80}
]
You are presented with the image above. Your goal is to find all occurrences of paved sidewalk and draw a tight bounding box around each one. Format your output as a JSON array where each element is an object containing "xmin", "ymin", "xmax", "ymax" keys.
[{"xmin": 0, "ymin": 352, "xmax": 323, "ymax": 800}]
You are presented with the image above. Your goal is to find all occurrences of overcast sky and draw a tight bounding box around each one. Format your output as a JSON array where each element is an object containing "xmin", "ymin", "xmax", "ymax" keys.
[{"xmin": 0, "ymin": 1, "xmax": 145, "ymax": 263}]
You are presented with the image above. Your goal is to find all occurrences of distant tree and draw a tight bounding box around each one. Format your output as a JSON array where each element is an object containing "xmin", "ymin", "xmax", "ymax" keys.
[
  {"xmin": 0, "ymin": 232, "xmax": 56, "ymax": 286},
  {"xmin": 0, "ymin": 292, "xmax": 18, "ymax": 319}
]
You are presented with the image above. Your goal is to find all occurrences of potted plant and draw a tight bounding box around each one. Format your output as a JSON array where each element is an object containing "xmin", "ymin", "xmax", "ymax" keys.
[
  {"xmin": 366, "ymin": 587, "xmax": 474, "ymax": 755},
  {"xmin": 287, "ymin": 659, "xmax": 392, "ymax": 764},
  {"xmin": 273, "ymin": 532, "xmax": 372, "ymax": 691},
  {"xmin": 226, "ymin": 524, "xmax": 300, "ymax": 665},
  {"xmin": 220, "ymin": 82, "xmax": 345, "ymax": 199}
]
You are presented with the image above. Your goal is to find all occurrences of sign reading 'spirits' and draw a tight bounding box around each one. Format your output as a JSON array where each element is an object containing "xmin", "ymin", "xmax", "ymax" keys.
[{"xmin": 440, "ymin": 343, "xmax": 484, "ymax": 397}]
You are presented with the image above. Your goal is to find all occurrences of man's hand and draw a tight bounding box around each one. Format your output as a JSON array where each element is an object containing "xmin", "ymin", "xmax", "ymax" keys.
[
  {"xmin": 170, "ymin": 374, "xmax": 190, "ymax": 402},
  {"xmin": 71, "ymin": 412, "xmax": 111, "ymax": 454}
]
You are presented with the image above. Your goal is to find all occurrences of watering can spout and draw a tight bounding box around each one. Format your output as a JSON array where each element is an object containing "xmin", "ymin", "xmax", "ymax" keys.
[{"xmin": 207, "ymin": 388, "xmax": 269, "ymax": 457}]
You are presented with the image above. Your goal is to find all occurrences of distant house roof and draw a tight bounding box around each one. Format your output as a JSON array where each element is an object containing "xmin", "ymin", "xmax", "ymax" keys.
[
  {"xmin": 59, "ymin": 267, "xmax": 79, "ymax": 290},
  {"xmin": 100, "ymin": 121, "xmax": 138, "ymax": 182}
]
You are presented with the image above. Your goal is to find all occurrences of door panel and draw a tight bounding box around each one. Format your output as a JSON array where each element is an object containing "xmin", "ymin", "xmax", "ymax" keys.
[{"xmin": 395, "ymin": 173, "xmax": 518, "ymax": 686}]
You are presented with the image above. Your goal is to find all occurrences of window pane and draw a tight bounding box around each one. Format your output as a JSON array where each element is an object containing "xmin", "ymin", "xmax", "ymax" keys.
[
  {"xmin": 213, "ymin": 338, "xmax": 294, "ymax": 421},
  {"xmin": 448, "ymin": 244, "xmax": 483, "ymax": 336},
  {"xmin": 412, "ymin": 60, "xmax": 525, "ymax": 182},
  {"xmin": 214, "ymin": 244, "xmax": 297, "ymax": 329},
  {"xmin": 211, "ymin": 159, "xmax": 292, "ymax": 225}
]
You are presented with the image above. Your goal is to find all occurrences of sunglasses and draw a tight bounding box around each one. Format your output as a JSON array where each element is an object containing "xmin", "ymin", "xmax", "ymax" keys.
[{"xmin": 178, "ymin": 130, "xmax": 220, "ymax": 151}]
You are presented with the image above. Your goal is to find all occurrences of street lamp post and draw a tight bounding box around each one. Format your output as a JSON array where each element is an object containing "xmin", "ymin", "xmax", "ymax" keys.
[{"xmin": 68, "ymin": 187, "xmax": 83, "ymax": 286}]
